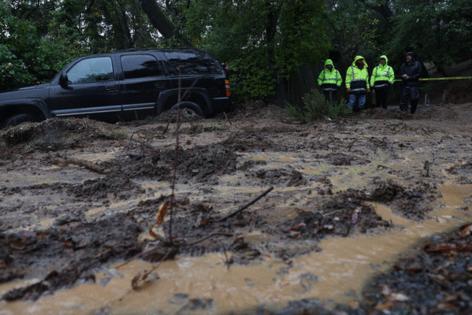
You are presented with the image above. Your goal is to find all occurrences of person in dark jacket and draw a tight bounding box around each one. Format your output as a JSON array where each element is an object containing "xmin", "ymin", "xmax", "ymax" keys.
[{"xmin": 399, "ymin": 52, "xmax": 422, "ymax": 114}]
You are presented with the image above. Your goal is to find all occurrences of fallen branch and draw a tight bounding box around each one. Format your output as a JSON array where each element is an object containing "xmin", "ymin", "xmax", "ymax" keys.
[
  {"xmin": 52, "ymin": 157, "xmax": 108, "ymax": 174},
  {"xmin": 217, "ymin": 187, "xmax": 274, "ymax": 222}
]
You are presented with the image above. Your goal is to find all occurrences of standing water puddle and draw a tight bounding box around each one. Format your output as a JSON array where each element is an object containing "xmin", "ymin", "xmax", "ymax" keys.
[{"xmin": 1, "ymin": 184, "xmax": 471, "ymax": 315}]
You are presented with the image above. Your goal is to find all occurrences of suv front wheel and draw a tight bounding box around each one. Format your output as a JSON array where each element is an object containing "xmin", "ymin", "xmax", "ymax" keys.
[{"xmin": 3, "ymin": 113, "xmax": 35, "ymax": 128}]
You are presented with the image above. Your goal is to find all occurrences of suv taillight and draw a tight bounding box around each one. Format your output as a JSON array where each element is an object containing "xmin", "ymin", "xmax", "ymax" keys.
[{"xmin": 225, "ymin": 79, "xmax": 231, "ymax": 97}]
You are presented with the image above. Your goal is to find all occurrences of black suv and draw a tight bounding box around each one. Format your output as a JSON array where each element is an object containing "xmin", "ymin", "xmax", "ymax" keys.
[{"xmin": 0, "ymin": 49, "xmax": 231, "ymax": 127}]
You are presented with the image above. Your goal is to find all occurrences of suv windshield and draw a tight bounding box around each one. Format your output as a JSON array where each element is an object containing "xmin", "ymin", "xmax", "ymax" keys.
[{"xmin": 165, "ymin": 51, "xmax": 223, "ymax": 75}]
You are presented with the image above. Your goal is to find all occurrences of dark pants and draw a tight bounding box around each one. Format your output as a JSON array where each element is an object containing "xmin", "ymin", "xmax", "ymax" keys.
[
  {"xmin": 323, "ymin": 90, "xmax": 338, "ymax": 104},
  {"xmin": 375, "ymin": 86, "xmax": 389, "ymax": 109},
  {"xmin": 400, "ymin": 86, "xmax": 420, "ymax": 114}
]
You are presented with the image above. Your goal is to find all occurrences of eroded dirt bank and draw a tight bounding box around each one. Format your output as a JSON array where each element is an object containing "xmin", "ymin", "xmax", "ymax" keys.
[{"xmin": 0, "ymin": 103, "xmax": 471, "ymax": 314}]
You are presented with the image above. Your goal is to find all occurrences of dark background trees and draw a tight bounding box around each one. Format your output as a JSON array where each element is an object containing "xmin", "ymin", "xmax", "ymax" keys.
[{"xmin": 1, "ymin": 0, "xmax": 471, "ymax": 100}]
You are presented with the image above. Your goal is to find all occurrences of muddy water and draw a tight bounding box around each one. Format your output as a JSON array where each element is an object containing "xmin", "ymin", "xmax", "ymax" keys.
[{"xmin": 2, "ymin": 183, "xmax": 470, "ymax": 315}]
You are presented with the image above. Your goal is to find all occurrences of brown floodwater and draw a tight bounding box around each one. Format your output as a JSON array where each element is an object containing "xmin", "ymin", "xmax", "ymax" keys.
[{"xmin": 1, "ymin": 183, "xmax": 470, "ymax": 315}]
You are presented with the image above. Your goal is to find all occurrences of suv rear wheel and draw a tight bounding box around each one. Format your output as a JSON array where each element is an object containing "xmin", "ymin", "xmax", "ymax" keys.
[
  {"xmin": 170, "ymin": 101, "xmax": 204, "ymax": 119},
  {"xmin": 3, "ymin": 113, "xmax": 35, "ymax": 128}
]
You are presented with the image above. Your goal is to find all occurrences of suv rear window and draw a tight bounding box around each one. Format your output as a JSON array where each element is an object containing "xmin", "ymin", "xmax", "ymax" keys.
[
  {"xmin": 165, "ymin": 52, "xmax": 223, "ymax": 75},
  {"xmin": 121, "ymin": 54, "xmax": 162, "ymax": 79}
]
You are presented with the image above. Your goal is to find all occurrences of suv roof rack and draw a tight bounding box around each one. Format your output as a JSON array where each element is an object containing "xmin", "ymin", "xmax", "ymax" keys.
[{"xmin": 112, "ymin": 47, "xmax": 201, "ymax": 53}]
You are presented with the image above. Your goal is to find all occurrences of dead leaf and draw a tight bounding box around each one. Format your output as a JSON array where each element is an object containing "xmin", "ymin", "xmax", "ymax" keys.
[
  {"xmin": 425, "ymin": 242, "xmax": 472, "ymax": 254},
  {"xmin": 149, "ymin": 226, "xmax": 165, "ymax": 240},
  {"xmin": 131, "ymin": 270, "xmax": 159, "ymax": 291},
  {"xmin": 156, "ymin": 201, "xmax": 170, "ymax": 226},
  {"xmin": 424, "ymin": 243, "xmax": 457, "ymax": 254},
  {"xmin": 459, "ymin": 223, "xmax": 472, "ymax": 238},
  {"xmin": 290, "ymin": 222, "xmax": 306, "ymax": 231}
]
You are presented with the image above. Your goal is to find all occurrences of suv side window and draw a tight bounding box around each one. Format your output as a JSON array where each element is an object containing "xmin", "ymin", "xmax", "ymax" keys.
[
  {"xmin": 67, "ymin": 57, "xmax": 114, "ymax": 84},
  {"xmin": 121, "ymin": 54, "xmax": 161, "ymax": 79},
  {"xmin": 165, "ymin": 52, "xmax": 223, "ymax": 75}
]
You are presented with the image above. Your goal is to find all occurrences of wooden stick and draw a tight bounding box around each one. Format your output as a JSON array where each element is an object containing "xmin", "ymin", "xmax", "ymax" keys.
[
  {"xmin": 217, "ymin": 187, "xmax": 274, "ymax": 222},
  {"xmin": 52, "ymin": 158, "xmax": 107, "ymax": 174}
]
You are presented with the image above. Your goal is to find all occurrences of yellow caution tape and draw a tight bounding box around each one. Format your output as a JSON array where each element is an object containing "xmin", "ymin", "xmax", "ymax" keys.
[
  {"xmin": 419, "ymin": 76, "xmax": 472, "ymax": 81},
  {"xmin": 394, "ymin": 76, "xmax": 472, "ymax": 82}
]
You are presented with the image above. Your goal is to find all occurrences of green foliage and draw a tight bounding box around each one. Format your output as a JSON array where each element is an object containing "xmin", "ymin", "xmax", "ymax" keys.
[
  {"xmin": 180, "ymin": 0, "xmax": 330, "ymax": 100},
  {"xmin": 287, "ymin": 90, "xmax": 351, "ymax": 122},
  {"xmin": 0, "ymin": 45, "xmax": 33, "ymax": 90},
  {"xmin": 0, "ymin": 0, "xmax": 470, "ymax": 98},
  {"xmin": 389, "ymin": 0, "xmax": 472, "ymax": 65}
]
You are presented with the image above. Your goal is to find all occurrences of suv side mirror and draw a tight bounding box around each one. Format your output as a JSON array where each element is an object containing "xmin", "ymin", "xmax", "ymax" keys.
[{"xmin": 59, "ymin": 73, "xmax": 69, "ymax": 88}]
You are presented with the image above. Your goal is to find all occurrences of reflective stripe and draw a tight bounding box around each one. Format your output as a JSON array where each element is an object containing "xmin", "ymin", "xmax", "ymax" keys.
[
  {"xmin": 322, "ymin": 88, "xmax": 337, "ymax": 91},
  {"xmin": 320, "ymin": 69, "xmax": 340, "ymax": 84}
]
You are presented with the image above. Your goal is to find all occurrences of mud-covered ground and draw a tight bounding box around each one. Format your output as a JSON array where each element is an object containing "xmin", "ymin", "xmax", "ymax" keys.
[{"xmin": 0, "ymin": 103, "xmax": 471, "ymax": 314}]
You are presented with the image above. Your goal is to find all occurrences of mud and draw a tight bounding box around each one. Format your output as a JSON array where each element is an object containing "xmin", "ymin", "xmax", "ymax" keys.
[
  {"xmin": 360, "ymin": 224, "xmax": 472, "ymax": 315},
  {"xmin": 0, "ymin": 118, "xmax": 126, "ymax": 154},
  {"xmin": 369, "ymin": 180, "xmax": 438, "ymax": 219},
  {"xmin": 0, "ymin": 213, "xmax": 142, "ymax": 300},
  {"xmin": 1, "ymin": 103, "xmax": 472, "ymax": 314},
  {"xmin": 68, "ymin": 175, "xmax": 144, "ymax": 200},
  {"xmin": 447, "ymin": 161, "xmax": 472, "ymax": 184},
  {"xmin": 281, "ymin": 190, "xmax": 392, "ymax": 240}
]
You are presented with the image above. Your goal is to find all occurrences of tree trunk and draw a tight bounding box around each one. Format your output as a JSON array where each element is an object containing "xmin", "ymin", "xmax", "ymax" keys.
[{"xmin": 140, "ymin": 0, "xmax": 176, "ymax": 39}]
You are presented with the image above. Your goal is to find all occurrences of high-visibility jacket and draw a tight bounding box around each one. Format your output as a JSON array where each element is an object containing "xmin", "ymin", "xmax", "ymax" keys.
[
  {"xmin": 346, "ymin": 56, "xmax": 370, "ymax": 93},
  {"xmin": 370, "ymin": 55, "xmax": 395, "ymax": 88},
  {"xmin": 345, "ymin": 55, "xmax": 370, "ymax": 93},
  {"xmin": 317, "ymin": 59, "xmax": 342, "ymax": 91}
]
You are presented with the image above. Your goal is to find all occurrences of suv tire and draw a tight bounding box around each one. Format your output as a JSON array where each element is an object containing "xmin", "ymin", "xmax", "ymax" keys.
[
  {"xmin": 4, "ymin": 113, "xmax": 35, "ymax": 128},
  {"xmin": 171, "ymin": 101, "xmax": 204, "ymax": 119}
]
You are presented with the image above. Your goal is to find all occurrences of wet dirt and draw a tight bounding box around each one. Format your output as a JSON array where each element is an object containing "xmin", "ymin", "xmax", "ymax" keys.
[
  {"xmin": 0, "ymin": 118, "xmax": 126, "ymax": 154},
  {"xmin": 0, "ymin": 213, "xmax": 143, "ymax": 301},
  {"xmin": 1, "ymin": 103, "xmax": 472, "ymax": 314}
]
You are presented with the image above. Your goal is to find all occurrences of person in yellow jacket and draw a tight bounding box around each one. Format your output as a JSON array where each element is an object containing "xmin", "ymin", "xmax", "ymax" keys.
[
  {"xmin": 345, "ymin": 55, "xmax": 370, "ymax": 111},
  {"xmin": 317, "ymin": 59, "xmax": 342, "ymax": 103},
  {"xmin": 370, "ymin": 55, "xmax": 395, "ymax": 109}
]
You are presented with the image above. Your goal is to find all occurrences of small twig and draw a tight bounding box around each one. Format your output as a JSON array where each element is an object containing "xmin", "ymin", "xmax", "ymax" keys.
[
  {"xmin": 168, "ymin": 72, "xmax": 183, "ymax": 243},
  {"xmin": 217, "ymin": 187, "xmax": 274, "ymax": 222},
  {"xmin": 322, "ymin": 209, "xmax": 342, "ymax": 217},
  {"xmin": 223, "ymin": 112, "xmax": 232, "ymax": 127},
  {"xmin": 347, "ymin": 139, "xmax": 358, "ymax": 152},
  {"xmin": 222, "ymin": 245, "xmax": 233, "ymax": 270}
]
